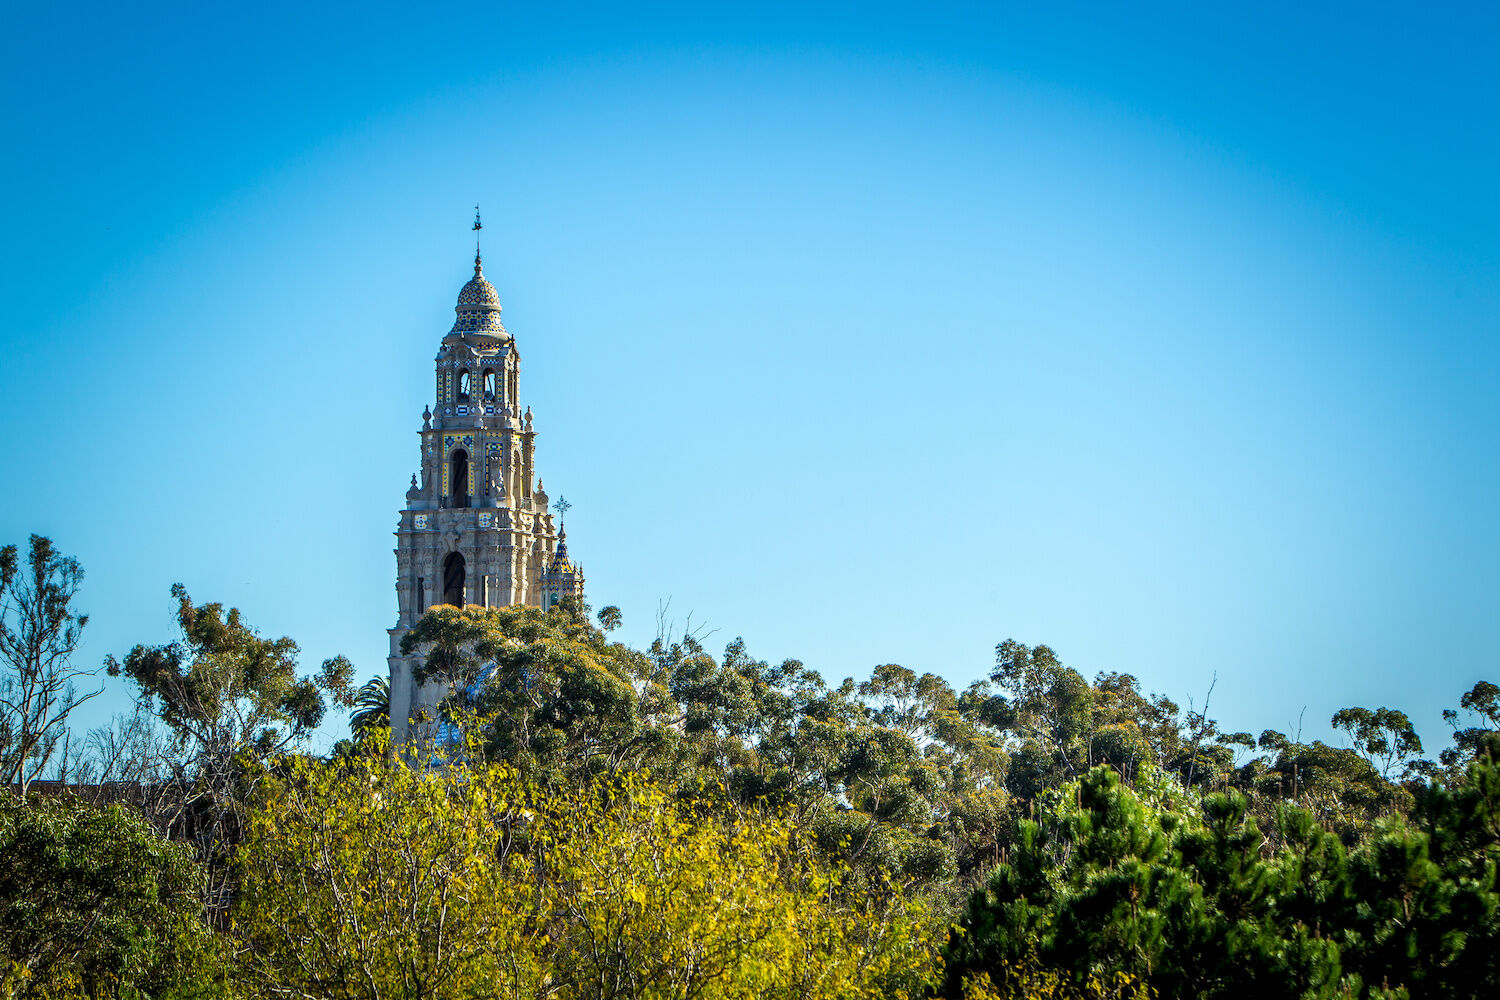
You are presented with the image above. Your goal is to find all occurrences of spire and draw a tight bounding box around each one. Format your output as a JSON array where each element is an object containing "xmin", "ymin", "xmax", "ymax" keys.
[
  {"xmin": 548, "ymin": 523, "xmax": 573, "ymax": 574},
  {"xmin": 547, "ymin": 495, "xmax": 578, "ymax": 577},
  {"xmin": 472, "ymin": 204, "xmax": 483, "ymax": 271}
]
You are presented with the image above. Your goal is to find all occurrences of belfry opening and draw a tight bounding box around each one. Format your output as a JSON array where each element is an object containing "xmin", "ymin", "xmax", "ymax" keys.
[{"xmin": 442, "ymin": 551, "xmax": 466, "ymax": 607}]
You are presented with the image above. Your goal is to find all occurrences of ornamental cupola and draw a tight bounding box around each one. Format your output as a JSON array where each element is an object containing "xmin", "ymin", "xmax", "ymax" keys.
[
  {"xmin": 447, "ymin": 253, "xmax": 509, "ymax": 340},
  {"xmin": 541, "ymin": 525, "xmax": 585, "ymax": 609}
]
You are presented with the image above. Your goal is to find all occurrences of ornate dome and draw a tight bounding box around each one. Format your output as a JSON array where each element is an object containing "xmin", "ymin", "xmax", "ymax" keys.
[
  {"xmin": 457, "ymin": 266, "xmax": 499, "ymax": 308},
  {"xmin": 450, "ymin": 254, "xmax": 507, "ymax": 336}
]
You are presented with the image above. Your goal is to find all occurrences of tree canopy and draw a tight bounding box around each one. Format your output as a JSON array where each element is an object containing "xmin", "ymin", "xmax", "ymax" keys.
[{"xmin": 6, "ymin": 536, "xmax": 1500, "ymax": 999}]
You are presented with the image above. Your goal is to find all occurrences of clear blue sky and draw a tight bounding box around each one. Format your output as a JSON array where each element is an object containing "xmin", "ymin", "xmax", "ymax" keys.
[{"xmin": 1, "ymin": 3, "xmax": 1495, "ymax": 756}]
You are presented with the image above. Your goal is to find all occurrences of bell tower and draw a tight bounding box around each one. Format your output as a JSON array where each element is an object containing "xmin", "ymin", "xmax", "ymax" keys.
[{"xmin": 387, "ymin": 230, "xmax": 584, "ymax": 744}]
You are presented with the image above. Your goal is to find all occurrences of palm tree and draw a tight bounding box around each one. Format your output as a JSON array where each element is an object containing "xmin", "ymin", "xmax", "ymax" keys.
[{"xmin": 348, "ymin": 676, "xmax": 390, "ymax": 741}]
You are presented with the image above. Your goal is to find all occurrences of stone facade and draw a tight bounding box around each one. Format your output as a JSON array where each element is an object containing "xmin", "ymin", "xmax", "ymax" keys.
[{"xmin": 387, "ymin": 250, "xmax": 584, "ymax": 744}]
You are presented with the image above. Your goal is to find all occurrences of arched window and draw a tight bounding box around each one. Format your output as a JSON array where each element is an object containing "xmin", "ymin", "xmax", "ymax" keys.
[
  {"xmin": 482, "ymin": 369, "xmax": 496, "ymax": 400},
  {"xmin": 457, "ymin": 370, "xmax": 471, "ymax": 402},
  {"xmin": 451, "ymin": 449, "xmax": 470, "ymax": 508},
  {"xmin": 442, "ymin": 552, "xmax": 465, "ymax": 607},
  {"xmin": 416, "ymin": 577, "xmax": 425, "ymax": 614}
]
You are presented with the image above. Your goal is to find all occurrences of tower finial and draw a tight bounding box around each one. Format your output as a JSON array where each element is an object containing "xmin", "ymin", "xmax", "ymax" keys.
[
  {"xmin": 553, "ymin": 495, "xmax": 572, "ymax": 528},
  {"xmin": 472, "ymin": 204, "xmax": 483, "ymax": 271}
]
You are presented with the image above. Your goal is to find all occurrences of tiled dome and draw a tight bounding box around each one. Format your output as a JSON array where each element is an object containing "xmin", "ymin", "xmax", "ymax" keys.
[
  {"xmin": 450, "ymin": 255, "xmax": 507, "ymax": 336},
  {"xmin": 548, "ymin": 528, "xmax": 576, "ymax": 575}
]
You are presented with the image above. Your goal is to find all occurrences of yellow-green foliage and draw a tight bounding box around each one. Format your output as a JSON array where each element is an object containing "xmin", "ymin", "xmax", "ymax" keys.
[
  {"xmin": 234, "ymin": 743, "xmax": 543, "ymax": 997},
  {"xmin": 959, "ymin": 949, "xmax": 1152, "ymax": 1000},
  {"xmin": 234, "ymin": 735, "xmax": 939, "ymax": 1000}
]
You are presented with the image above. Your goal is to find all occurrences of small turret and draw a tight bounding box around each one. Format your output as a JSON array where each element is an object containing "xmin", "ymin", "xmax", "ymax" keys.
[{"xmin": 541, "ymin": 525, "xmax": 585, "ymax": 610}]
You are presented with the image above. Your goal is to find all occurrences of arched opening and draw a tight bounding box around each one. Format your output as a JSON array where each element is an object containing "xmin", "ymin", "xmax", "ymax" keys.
[
  {"xmin": 442, "ymin": 552, "xmax": 466, "ymax": 607},
  {"xmin": 451, "ymin": 449, "xmax": 470, "ymax": 508},
  {"xmin": 457, "ymin": 370, "xmax": 472, "ymax": 402},
  {"xmin": 416, "ymin": 577, "xmax": 425, "ymax": 614},
  {"xmin": 482, "ymin": 369, "xmax": 496, "ymax": 401}
]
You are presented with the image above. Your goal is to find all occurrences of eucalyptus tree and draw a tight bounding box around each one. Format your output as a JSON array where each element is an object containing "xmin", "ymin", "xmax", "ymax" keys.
[
  {"xmin": 401, "ymin": 599, "xmax": 656, "ymax": 781},
  {"xmin": 106, "ymin": 584, "xmax": 355, "ymax": 912},
  {"xmin": 1331, "ymin": 705, "xmax": 1429, "ymax": 780},
  {"xmin": 1440, "ymin": 680, "xmax": 1500, "ymax": 769},
  {"xmin": 0, "ymin": 535, "xmax": 96, "ymax": 799}
]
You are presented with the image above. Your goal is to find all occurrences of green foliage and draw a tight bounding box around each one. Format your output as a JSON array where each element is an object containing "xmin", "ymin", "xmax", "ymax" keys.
[
  {"xmin": 1332, "ymin": 706, "xmax": 1427, "ymax": 780},
  {"xmin": 1440, "ymin": 681, "xmax": 1500, "ymax": 769},
  {"xmin": 596, "ymin": 604, "xmax": 623, "ymax": 632},
  {"xmin": 1339, "ymin": 754, "xmax": 1500, "ymax": 997},
  {"xmin": 945, "ymin": 756, "xmax": 1500, "ymax": 999},
  {"xmin": 347, "ymin": 674, "xmax": 390, "ymax": 741},
  {"xmin": 0, "ymin": 795, "xmax": 225, "ymax": 999},
  {"xmin": 106, "ymin": 585, "xmax": 350, "ymax": 763},
  {"xmin": 394, "ymin": 613, "xmax": 1500, "ymax": 912},
  {"xmin": 1242, "ymin": 733, "xmax": 1398, "ymax": 834},
  {"xmin": 402, "ymin": 602, "xmax": 655, "ymax": 779}
]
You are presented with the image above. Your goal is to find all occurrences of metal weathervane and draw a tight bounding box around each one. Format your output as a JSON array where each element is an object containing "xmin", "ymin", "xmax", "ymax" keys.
[{"xmin": 472, "ymin": 205, "xmax": 482, "ymax": 255}]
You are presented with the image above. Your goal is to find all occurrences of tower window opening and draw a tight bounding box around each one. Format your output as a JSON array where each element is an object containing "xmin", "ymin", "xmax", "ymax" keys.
[
  {"xmin": 451, "ymin": 449, "xmax": 470, "ymax": 508},
  {"xmin": 416, "ymin": 577, "xmax": 425, "ymax": 615},
  {"xmin": 442, "ymin": 552, "xmax": 466, "ymax": 607},
  {"xmin": 482, "ymin": 369, "xmax": 496, "ymax": 400},
  {"xmin": 457, "ymin": 370, "xmax": 472, "ymax": 402}
]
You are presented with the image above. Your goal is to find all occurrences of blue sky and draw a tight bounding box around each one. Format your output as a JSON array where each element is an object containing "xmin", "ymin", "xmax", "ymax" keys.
[{"xmin": 1, "ymin": 3, "xmax": 1496, "ymax": 755}]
